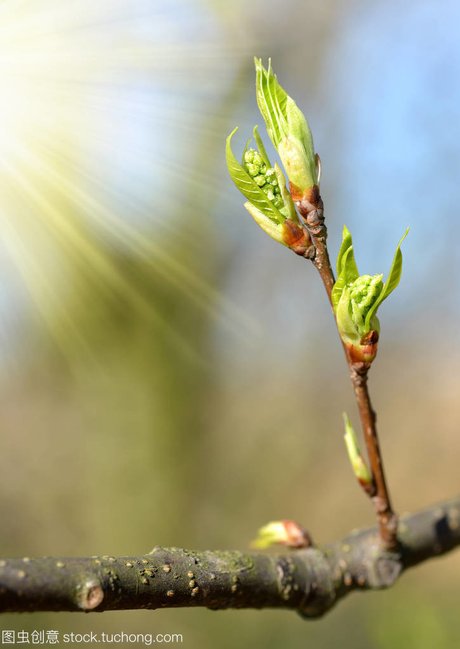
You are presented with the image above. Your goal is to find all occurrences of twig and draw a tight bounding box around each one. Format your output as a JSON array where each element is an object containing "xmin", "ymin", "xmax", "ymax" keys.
[
  {"xmin": 0, "ymin": 496, "xmax": 458, "ymax": 615},
  {"xmin": 297, "ymin": 192, "xmax": 398, "ymax": 549},
  {"xmin": 350, "ymin": 365, "xmax": 397, "ymax": 547}
]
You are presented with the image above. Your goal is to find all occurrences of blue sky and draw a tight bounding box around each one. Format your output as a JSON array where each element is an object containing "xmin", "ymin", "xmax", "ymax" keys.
[{"xmin": 1, "ymin": 0, "xmax": 460, "ymax": 369}]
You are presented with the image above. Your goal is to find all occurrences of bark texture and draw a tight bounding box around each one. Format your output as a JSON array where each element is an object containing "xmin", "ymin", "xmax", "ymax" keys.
[{"xmin": 1, "ymin": 495, "xmax": 459, "ymax": 617}]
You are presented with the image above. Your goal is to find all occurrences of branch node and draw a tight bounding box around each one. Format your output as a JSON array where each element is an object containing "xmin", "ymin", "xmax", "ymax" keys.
[
  {"xmin": 77, "ymin": 578, "xmax": 104, "ymax": 611},
  {"xmin": 373, "ymin": 555, "xmax": 402, "ymax": 588}
]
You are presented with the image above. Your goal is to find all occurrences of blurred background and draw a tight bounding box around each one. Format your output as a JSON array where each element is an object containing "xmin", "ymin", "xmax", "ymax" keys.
[{"xmin": 1, "ymin": 0, "xmax": 459, "ymax": 646}]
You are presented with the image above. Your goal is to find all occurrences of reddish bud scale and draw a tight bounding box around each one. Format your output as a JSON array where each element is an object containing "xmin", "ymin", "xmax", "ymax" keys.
[
  {"xmin": 289, "ymin": 182, "xmax": 320, "ymax": 206},
  {"xmin": 358, "ymin": 476, "xmax": 377, "ymax": 497},
  {"xmin": 279, "ymin": 520, "xmax": 313, "ymax": 549},
  {"xmin": 282, "ymin": 220, "xmax": 311, "ymax": 254},
  {"xmin": 346, "ymin": 331, "xmax": 379, "ymax": 364}
]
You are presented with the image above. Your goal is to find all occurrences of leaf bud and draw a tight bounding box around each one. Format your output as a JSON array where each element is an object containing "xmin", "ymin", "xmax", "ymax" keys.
[
  {"xmin": 251, "ymin": 520, "xmax": 312, "ymax": 550},
  {"xmin": 343, "ymin": 413, "xmax": 374, "ymax": 493},
  {"xmin": 254, "ymin": 58, "xmax": 318, "ymax": 203},
  {"xmin": 226, "ymin": 127, "xmax": 310, "ymax": 253},
  {"xmin": 332, "ymin": 226, "xmax": 408, "ymax": 364}
]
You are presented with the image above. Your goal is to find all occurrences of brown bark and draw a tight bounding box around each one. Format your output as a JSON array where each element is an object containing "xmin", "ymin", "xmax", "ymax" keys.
[{"xmin": 296, "ymin": 194, "xmax": 398, "ymax": 548}]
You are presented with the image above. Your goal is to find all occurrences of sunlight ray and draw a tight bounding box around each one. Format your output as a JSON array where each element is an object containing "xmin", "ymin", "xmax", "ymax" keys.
[{"xmin": 0, "ymin": 0, "xmax": 258, "ymax": 365}]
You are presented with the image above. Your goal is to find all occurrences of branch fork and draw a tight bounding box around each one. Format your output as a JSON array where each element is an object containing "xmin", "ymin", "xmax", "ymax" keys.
[{"xmin": 1, "ymin": 497, "xmax": 459, "ymax": 614}]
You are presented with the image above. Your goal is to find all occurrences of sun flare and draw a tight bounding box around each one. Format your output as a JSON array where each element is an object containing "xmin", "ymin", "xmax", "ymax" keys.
[{"xmin": 0, "ymin": 0, "xmax": 254, "ymax": 369}]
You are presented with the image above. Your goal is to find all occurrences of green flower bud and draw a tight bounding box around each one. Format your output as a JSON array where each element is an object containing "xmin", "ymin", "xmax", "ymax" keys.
[
  {"xmin": 343, "ymin": 413, "xmax": 374, "ymax": 493},
  {"xmin": 226, "ymin": 126, "xmax": 311, "ymax": 253},
  {"xmin": 254, "ymin": 58, "xmax": 318, "ymax": 202},
  {"xmin": 348, "ymin": 274, "xmax": 383, "ymax": 337},
  {"xmin": 242, "ymin": 148, "xmax": 284, "ymax": 208},
  {"xmin": 332, "ymin": 226, "xmax": 408, "ymax": 363}
]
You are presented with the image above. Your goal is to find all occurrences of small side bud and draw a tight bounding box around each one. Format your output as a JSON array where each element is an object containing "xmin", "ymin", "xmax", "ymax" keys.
[
  {"xmin": 251, "ymin": 520, "xmax": 312, "ymax": 550},
  {"xmin": 335, "ymin": 275, "xmax": 383, "ymax": 363},
  {"xmin": 343, "ymin": 413, "xmax": 374, "ymax": 494}
]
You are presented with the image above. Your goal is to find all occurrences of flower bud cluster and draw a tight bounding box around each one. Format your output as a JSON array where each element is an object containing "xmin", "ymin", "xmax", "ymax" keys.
[
  {"xmin": 332, "ymin": 226, "xmax": 408, "ymax": 364},
  {"xmin": 349, "ymin": 274, "xmax": 383, "ymax": 335},
  {"xmin": 243, "ymin": 149, "xmax": 283, "ymax": 210}
]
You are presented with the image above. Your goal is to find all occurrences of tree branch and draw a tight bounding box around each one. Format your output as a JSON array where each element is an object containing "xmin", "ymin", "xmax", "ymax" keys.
[
  {"xmin": 349, "ymin": 365, "xmax": 397, "ymax": 546},
  {"xmin": 296, "ymin": 192, "xmax": 398, "ymax": 549},
  {"xmin": 1, "ymin": 495, "xmax": 459, "ymax": 616}
]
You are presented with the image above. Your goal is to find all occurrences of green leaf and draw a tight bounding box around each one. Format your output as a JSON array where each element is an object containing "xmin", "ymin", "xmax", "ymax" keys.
[
  {"xmin": 343, "ymin": 246, "xmax": 359, "ymax": 283},
  {"xmin": 254, "ymin": 58, "xmax": 317, "ymax": 195},
  {"xmin": 243, "ymin": 202, "xmax": 285, "ymax": 244},
  {"xmin": 335, "ymin": 286, "xmax": 360, "ymax": 344},
  {"xmin": 336, "ymin": 226, "xmax": 355, "ymax": 276},
  {"xmin": 226, "ymin": 127, "xmax": 285, "ymax": 224},
  {"xmin": 343, "ymin": 413, "xmax": 372, "ymax": 486},
  {"xmin": 273, "ymin": 163, "xmax": 297, "ymax": 221},
  {"xmin": 254, "ymin": 57, "xmax": 288, "ymax": 148},
  {"xmin": 331, "ymin": 227, "xmax": 359, "ymax": 310},
  {"xmin": 253, "ymin": 125, "xmax": 271, "ymax": 167},
  {"xmin": 332, "ymin": 248, "xmax": 352, "ymax": 310},
  {"xmin": 364, "ymin": 228, "xmax": 409, "ymax": 329}
]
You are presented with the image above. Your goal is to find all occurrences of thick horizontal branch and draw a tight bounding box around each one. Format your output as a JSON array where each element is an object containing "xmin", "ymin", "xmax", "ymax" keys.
[{"xmin": 1, "ymin": 495, "xmax": 459, "ymax": 617}]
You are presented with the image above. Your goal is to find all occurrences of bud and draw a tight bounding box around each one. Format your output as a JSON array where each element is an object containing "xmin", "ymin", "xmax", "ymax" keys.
[
  {"xmin": 332, "ymin": 226, "xmax": 408, "ymax": 364},
  {"xmin": 226, "ymin": 126, "xmax": 310, "ymax": 252},
  {"xmin": 251, "ymin": 520, "xmax": 312, "ymax": 550},
  {"xmin": 343, "ymin": 413, "xmax": 374, "ymax": 493},
  {"xmin": 254, "ymin": 58, "xmax": 318, "ymax": 203},
  {"xmin": 243, "ymin": 148, "xmax": 284, "ymax": 209}
]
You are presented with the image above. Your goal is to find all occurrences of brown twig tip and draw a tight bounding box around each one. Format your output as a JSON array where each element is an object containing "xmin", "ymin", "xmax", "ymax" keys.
[{"xmin": 77, "ymin": 578, "xmax": 104, "ymax": 611}]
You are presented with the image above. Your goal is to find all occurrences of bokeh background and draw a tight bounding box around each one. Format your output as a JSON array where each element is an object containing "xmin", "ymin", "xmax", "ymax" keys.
[{"xmin": 1, "ymin": 0, "xmax": 460, "ymax": 647}]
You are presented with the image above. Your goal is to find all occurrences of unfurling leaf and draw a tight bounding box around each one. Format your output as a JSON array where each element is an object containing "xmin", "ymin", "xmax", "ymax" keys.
[
  {"xmin": 332, "ymin": 226, "xmax": 408, "ymax": 364},
  {"xmin": 226, "ymin": 127, "xmax": 310, "ymax": 251},
  {"xmin": 254, "ymin": 58, "xmax": 318, "ymax": 202},
  {"xmin": 226, "ymin": 127, "xmax": 285, "ymax": 224},
  {"xmin": 364, "ymin": 227, "xmax": 409, "ymax": 330},
  {"xmin": 331, "ymin": 226, "xmax": 359, "ymax": 310}
]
